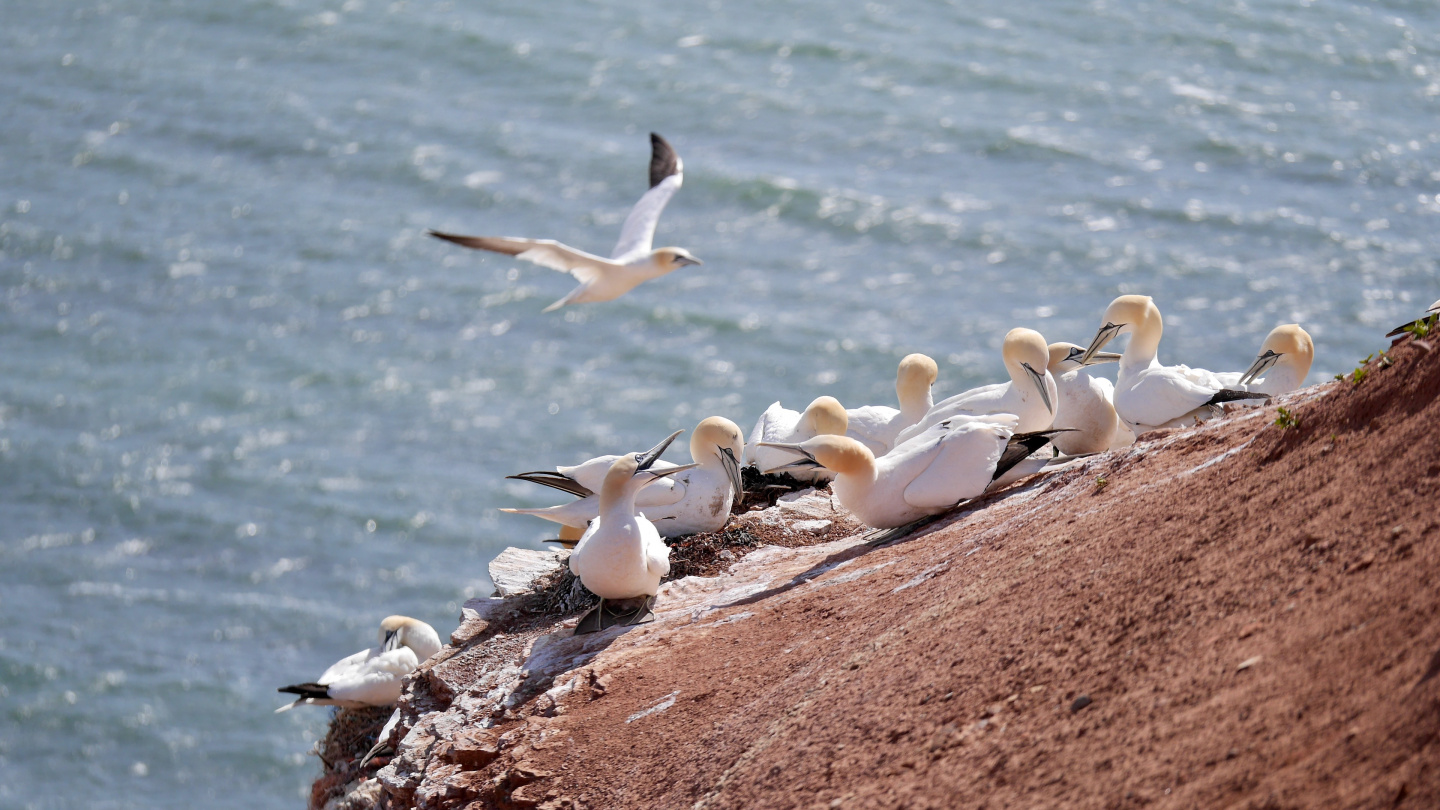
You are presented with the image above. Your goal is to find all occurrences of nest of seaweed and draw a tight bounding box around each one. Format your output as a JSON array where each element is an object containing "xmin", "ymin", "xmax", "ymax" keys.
[
  {"xmin": 734, "ymin": 466, "xmax": 825, "ymax": 513},
  {"xmin": 308, "ymin": 704, "xmax": 393, "ymax": 809}
]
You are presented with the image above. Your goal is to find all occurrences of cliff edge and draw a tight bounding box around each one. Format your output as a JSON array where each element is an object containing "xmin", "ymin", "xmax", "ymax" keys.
[{"xmin": 319, "ymin": 334, "xmax": 1440, "ymax": 810}]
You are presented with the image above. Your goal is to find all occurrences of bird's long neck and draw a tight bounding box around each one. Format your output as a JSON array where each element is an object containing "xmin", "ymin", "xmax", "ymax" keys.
[
  {"xmin": 897, "ymin": 380, "xmax": 933, "ymax": 423},
  {"xmin": 598, "ymin": 478, "xmax": 641, "ymax": 518},
  {"xmin": 1121, "ymin": 316, "xmax": 1163, "ymax": 370}
]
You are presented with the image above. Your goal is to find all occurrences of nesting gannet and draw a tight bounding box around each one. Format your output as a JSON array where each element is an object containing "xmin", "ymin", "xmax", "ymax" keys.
[
  {"xmin": 894, "ymin": 328, "xmax": 1057, "ymax": 445},
  {"xmin": 429, "ymin": 133, "xmax": 701, "ymax": 312},
  {"xmin": 1078, "ymin": 295, "xmax": 1268, "ymax": 434},
  {"xmin": 843, "ymin": 353, "xmax": 939, "ymax": 456},
  {"xmin": 275, "ymin": 616, "xmax": 441, "ymax": 712},
  {"xmin": 502, "ymin": 418, "xmax": 745, "ymax": 538},
  {"xmin": 744, "ymin": 396, "xmax": 849, "ymax": 483},
  {"xmin": 569, "ymin": 452, "xmax": 697, "ymax": 634},
  {"xmin": 1046, "ymin": 342, "xmax": 1134, "ymax": 455},
  {"xmin": 759, "ymin": 416, "xmax": 1064, "ymax": 529},
  {"xmin": 1385, "ymin": 298, "xmax": 1440, "ymax": 337},
  {"xmin": 1215, "ymin": 324, "xmax": 1314, "ymax": 396}
]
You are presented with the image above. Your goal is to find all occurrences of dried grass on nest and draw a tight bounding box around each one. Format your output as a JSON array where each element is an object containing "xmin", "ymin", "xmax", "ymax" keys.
[{"xmin": 313, "ymin": 704, "xmax": 392, "ymax": 785}]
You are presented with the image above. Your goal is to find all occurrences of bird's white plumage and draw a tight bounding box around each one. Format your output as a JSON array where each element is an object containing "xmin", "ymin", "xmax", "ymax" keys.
[
  {"xmin": 1046, "ymin": 344, "xmax": 1132, "ymax": 455},
  {"xmin": 769, "ymin": 415, "xmax": 1017, "ymax": 529},
  {"xmin": 275, "ymin": 617, "xmax": 441, "ymax": 712},
  {"xmin": 567, "ymin": 455, "xmax": 676, "ymax": 600},
  {"xmin": 612, "ymin": 173, "xmax": 683, "ymax": 262}
]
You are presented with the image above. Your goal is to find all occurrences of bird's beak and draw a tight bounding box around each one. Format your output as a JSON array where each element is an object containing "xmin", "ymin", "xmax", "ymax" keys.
[
  {"xmin": 1082, "ymin": 350, "xmax": 1122, "ymax": 365},
  {"xmin": 636, "ymin": 430, "xmax": 685, "ymax": 471},
  {"xmin": 1021, "ymin": 362, "xmax": 1054, "ymax": 415},
  {"xmin": 756, "ymin": 442, "xmax": 823, "ymax": 474},
  {"xmin": 677, "ymin": 256, "xmax": 703, "ymax": 267},
  {"xmin": 1078, "ymin": 322, "xmax": 1125, "ymax": 365},
  {"xmin": 382, "ymin": 630, "xmax": 398, "ymax": 652},
  {"xmin": 1238, "ymin": 350, "xmax": 1281, "ymax": 385},
  {"xmin": 643, "ymin": 462, "xmax": 700, "ymax": 480},
  {"xmin": 718, "ymin": 446, "xmax": 744, "ymax": 500}
]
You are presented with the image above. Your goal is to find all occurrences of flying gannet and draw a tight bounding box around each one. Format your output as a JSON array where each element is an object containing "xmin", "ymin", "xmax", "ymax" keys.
[
  {"xmin": 1385, "ymin": 298, "xmax": 1440, "ymax": 337},
  {"xmin": 843, "ymin": 353, "xmax": 939, "ymax": 457},
  {"xmin": 275, "ymin": 616, "xmax": 441, "ymax": 712},
  {"xmin": 744, "ymin": 396, "xmax": 849, "ymax": 483},
  {"xmin": 1046, "ymin": 342, "xmax": 1134, "ymax": 455},
  {"xmin": 893, "ymin": 328, "xmax": 1057, "ymax": 445},
  {"xmin": 501, "ymin": 417, "xmax": 745, "ymax": 538},
  {"xmin": 1078, "ymin": 295, "xmax": 1268, "ymax": 434},
  {"xmin": 569, "ymin": 452, "xmax": 697, "ymax": 634},
  {"xmin": 759, "ymin": 416, "xmax": 1066, "ymax": 529},
  {"xmin": 1215, "ymin": 324, "xmax": 1314, "ymax": 396},
  {"xmin": 429, "ymin": 133, "xmax": 701, "ymax": 312}
]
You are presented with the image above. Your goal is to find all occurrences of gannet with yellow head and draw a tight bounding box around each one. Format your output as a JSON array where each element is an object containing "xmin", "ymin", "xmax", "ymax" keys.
[
  {"xmin": 1078, "ymin": 295, "xmax": 1268, "ymax": 434},
  {"xmin": 1045, "ymin": 342, "xmax": 1134, "ymax": 455},
  {"xmin": 894, "ymin": 328, "xmax": 1056, "ymax": 445},
  {"xmin": 744, "ymin": 395, "xmax": 849, "ymax": 483},
  {"xmin": 843, "ymin": 353, "xmax": 940, "ymax": 456},
  {"xmin": 759, "ymin": 416, "xmax": 1066, "ymax": 529},
  {"xmin": 501, "ymin": 418, "xmax": 744, "ymax": 538},
  {"xmin": 568, "ymin": 450, "xmax": 697, "ymax": 633},
  {"xmin": 275, "ymin": 616, "xmax": 442, "ymax": 712},
  {"xmin": 1217, "ymin": 324, "xmax": 1314, "ymax": 396},
  {"xmin": 429, "ymin": 133, "xmax": 701, "ymax": 313}
]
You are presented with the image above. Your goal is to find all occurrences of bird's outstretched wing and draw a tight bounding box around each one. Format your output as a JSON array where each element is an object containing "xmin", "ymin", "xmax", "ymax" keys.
[
  {"xmin": 427, "ymin": 233, "xmax": 616, "ymax": 285},
  {"xmin": 611, "ymin": 133, "xmax": 684, "ymax": 262}
]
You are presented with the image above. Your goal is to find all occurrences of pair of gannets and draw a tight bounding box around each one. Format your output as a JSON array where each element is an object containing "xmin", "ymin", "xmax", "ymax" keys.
[
  {"xmin": 502, "ymin": 417, "xmax": 745, "ymax": 538},
  {"xmin": 760, "ymin": 416, "xmax": 1065, "ymax": 529},
  {"xmin": 894, "ymin": 328, "xmax": 1057, "ymax": 445},
  {"xmin": 1046, "ymin": 343, "xmax": 1134, "ymax": 455},
  {"xmin": 430, "ymin": 133, "xmax": 701, "ymax": 312},
  {"xmin": 275, "ymin": 616, "xmax": 441, "ymax": 712},
  {"xmin": 1078, "ymin": 295, "xmax": 1311, "ymax": 433}
]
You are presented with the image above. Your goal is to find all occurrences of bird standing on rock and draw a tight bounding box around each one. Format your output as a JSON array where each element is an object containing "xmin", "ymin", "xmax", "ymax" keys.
[
  {"xmin": 568, "ymin": 449, "xmax": 697, "ymax": 634},
  {"xmin": 275, "ymin": 616, "xmax": 441, "ymax": 712},
  {"xmin": 429, "ymin": 133, "xmax": 701, "ymax": 312}
]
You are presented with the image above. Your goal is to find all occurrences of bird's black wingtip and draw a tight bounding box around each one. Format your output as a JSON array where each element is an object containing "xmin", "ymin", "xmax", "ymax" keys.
[{"xmin": 648, "ymin": 133, "xmax": 681, "ymax": 187}]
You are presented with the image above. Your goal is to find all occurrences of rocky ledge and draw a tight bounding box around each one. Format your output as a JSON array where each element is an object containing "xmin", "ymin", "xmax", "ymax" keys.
[{"xmin": 314, "ymin": 334, "xmax": 1440, "ymax": 810}]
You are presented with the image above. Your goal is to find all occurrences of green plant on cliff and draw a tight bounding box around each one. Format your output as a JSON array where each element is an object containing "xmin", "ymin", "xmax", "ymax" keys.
[
  {"xmin": 1094, "ymin": 475, "xmax": 1109, "ymax": 492},
  {"xmin": 1398, "ymin": 313, "xmax": 1437, "ymax": 339},
  {"xmin": 1274, "ymin": 407, "xmax": 1299, "ymax": 429},
  {"xmin": 1335, "ymin": 351, "xmax": 1393, "ymax": 386}
]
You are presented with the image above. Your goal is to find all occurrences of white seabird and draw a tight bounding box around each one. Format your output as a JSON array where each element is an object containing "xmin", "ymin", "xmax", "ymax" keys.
[
  {"xmin": 569, "ymin": 451, "xmax": 696, "ymax": 634},
  {"xmin": 759, "ymin": 416, "xmax": 1066, "ymax": 529},
  {"xmin": 1046, "ymin": 342, "xmax": 1134, "ymax": 455},
  {"xmin": 1078, "ymin": 295, "xmax": 1268, "ymax": 434},
  {"xmin": 1215, "ymin": 324, "xmax": 1315, "ymax": 396},
  {"xmin": 429, "ymin": 133, "xmax": 701, "ymax": 312},
  {"xmin": 894, "ymin": 328, "xmax": 1057, "ymax": 445},
  {"xmin": 275, "ymin": 616, "xmax": 442, "ymax": 712},
  {"xmin": 501, "ymin": 417, "xmax": 745, "ymax": 538},
  {"xmin": 744, "ymin": 396, "xmax": 849, "ymax": 483},
  {"xmin": 1385, "ymin": 298, "xmax": 1440, "ymax": 337},
  {"xmin": 843, "ymin": 353, "xmax": 939, "ymax": 456}
]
